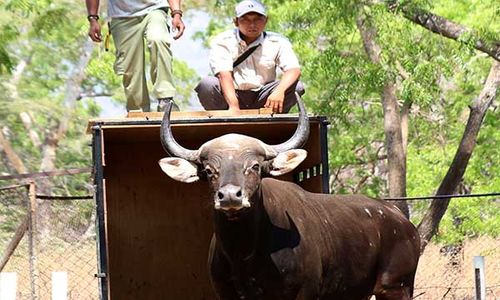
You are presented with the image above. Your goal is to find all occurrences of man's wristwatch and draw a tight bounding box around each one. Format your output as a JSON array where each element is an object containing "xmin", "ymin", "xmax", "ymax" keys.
[{"xmin": 87, "ymin": 15, "xmax": 99, "ymax": 21}]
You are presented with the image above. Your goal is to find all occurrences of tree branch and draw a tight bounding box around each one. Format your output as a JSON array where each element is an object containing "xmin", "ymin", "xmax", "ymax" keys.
[
  {"xmin": 19, "ymin": 112, "xmax": 42, "ymax": 148},
  {"xmin": 0, "ymin": 127, "xmax": 27, "ymax": 174},
  {"xmin": 387, "ymin": 2, "xmax": 500, "ymax": 61}
]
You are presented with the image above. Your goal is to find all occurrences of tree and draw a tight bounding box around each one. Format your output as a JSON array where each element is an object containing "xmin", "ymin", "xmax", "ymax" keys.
[{"xmin": 0, "ymin": 0, "xmax": 201, "ymax": 237}]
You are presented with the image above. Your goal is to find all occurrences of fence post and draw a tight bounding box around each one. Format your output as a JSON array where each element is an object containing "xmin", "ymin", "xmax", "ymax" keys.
[
  {"xmin": 28, "ymin": 182, "xmax": 39, "ymax": 300},
  {"xmin": 474, "ymin": 256, "xmax": 486, "ymax": 300},
  {"xmin": 0, "ymin": 272, "xmax": 17, "ymax": 300}
]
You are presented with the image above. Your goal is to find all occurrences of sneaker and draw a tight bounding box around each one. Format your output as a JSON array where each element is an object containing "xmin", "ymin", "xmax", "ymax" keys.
[{"xmin": 157, "ymin": 97, "xmax": 180, "ymax": 112}]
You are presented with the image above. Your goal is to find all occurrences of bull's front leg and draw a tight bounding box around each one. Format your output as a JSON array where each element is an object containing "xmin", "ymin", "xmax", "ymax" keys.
[{"xmin": 208, "ymin": 236, "xmax": 241, "ymax": 299}]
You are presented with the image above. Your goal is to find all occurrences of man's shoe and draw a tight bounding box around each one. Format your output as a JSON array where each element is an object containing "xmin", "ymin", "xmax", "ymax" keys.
[{"xmin": 157, "ymin": 98, "xmax": 180, "ymax": 112}]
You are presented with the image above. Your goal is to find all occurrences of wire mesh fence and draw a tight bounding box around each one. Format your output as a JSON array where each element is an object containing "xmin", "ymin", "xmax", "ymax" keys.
[
  {"xmin": 415, "ymin": 236, "xmax": 499, "ymax": 299},
  {"xmin": 0, "ymin": 183, "xmax": 98, "ymax": 299},
  {"xmin": 0, "ymin": 183, "xmax": 498, "ymax": 299},
  {"xmin": 408, "ymin": 196, "xmax": 500, "ymax": 300}
]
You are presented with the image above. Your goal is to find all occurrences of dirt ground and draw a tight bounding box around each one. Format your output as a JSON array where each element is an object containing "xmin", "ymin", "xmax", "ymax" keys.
[{"xmin": 2, "ymin": 236, "xmax": 499, "ymax": 299}]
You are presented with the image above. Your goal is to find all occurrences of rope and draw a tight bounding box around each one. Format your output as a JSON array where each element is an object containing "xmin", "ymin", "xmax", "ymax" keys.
[
  {"xmin": 383, "ymin": 192, "xmax": 500, "ymax": 201},
  {"xmin": 35, "ymin": 195, "xmax": 93, "ymax": 200},
  {"xmin": 0, "ymin": 168, "xmax": 92, "ymax": 181}
]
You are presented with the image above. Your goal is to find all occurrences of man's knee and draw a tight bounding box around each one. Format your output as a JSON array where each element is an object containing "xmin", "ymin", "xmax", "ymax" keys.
[
  {"xmin": 195, "ymin": 76, "xmax": 220, "ymax": 94},
  {"xmin": 196, "ymin": 76, "xmax": 226, "ymax": 110}
]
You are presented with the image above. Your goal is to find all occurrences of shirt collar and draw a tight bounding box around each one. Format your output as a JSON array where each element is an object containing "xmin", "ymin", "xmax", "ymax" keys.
[{"xmin": 235, "ymin": 29, "xmax": 266, "ymax": 48}]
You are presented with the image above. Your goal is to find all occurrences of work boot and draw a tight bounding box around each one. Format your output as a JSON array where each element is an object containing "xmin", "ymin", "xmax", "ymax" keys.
[{"xmin": 157, "ymin": 97, "xmax": 180, "ymax": 112}]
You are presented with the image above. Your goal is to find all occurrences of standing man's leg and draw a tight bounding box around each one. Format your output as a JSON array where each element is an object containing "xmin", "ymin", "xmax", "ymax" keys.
[
  {"xmin": 110, "ymin": 17, "xmax": 150, "ymax": 112},
  {"xmin": 257, "ymin": 80, "xmax": 305, "ymax": 113},
  {"xmin": 145, "ymin": 9, "xmax": 178, "ymax": 111}
]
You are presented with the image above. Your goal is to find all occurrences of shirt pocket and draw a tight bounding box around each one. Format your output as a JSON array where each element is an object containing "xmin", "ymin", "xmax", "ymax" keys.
[{"xmin": 258, "ymin": 56, "xmax": 276, "ymax": 72}]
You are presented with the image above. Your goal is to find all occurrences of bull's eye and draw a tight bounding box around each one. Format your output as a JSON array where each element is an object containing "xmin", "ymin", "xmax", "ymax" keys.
[
  {"xmin": 204, "ymin": 167, "xmax": 214, "ymax": 177},
  {"xmin": 251, "ymin": 163, "xmax": 260, "ymax": 172}
]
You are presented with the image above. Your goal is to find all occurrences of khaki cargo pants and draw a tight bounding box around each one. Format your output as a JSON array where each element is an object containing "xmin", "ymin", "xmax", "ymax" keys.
[{"xmin": 110, "ymin": 9, "xmax": 175, "ymax": 112}]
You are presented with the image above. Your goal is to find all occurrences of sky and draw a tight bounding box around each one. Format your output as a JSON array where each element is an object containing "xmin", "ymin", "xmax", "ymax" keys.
[{"xmin": 99, "ymin": 10, "xmax": 211, "ymax": 117}]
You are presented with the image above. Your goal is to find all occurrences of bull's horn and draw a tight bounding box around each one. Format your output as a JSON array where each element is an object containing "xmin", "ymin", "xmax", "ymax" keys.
[
  {"xmin": 270, "ymin": 92, "xmax": 310, "ymax": 153},
  {"xmin": 160, "ymin": 100, "xmax": 199, "ymax": 161}
]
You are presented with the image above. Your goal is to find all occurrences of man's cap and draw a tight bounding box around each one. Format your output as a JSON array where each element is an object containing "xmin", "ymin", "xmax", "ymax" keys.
[{"xmin": 235, "ymin": 0, "xmax": 267, "ymax": 18}]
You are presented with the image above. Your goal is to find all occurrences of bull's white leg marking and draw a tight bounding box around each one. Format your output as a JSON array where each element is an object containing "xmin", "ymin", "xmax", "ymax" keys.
[{"xmin": 364, "ymin": 208, "xmax": 372, "ymax": 217}]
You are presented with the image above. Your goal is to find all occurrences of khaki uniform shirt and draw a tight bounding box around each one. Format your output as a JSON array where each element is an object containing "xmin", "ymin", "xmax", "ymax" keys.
[
  {"xmin": 108, "ymin": 0, "xmax": 168, "ymax": 18},
  {"xmin": 209, "ymin": 29, "xmax": 300, "ymax": 91}
]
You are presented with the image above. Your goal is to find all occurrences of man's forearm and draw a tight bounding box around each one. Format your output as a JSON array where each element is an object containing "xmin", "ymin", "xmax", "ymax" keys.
[
  {"xmin": 218, "ymin": 72, "xmax": 239, "ymax": 109},
  {"xmin": 167, "ymin": 0, "xmax": 182, "ymax": 10},
  {"xmin": 275, "ymin": 68, "xmax": 301, "ymax": 94},
  {"xmin": 85, "ymin": 0, "xmax": 100, "ymax": 15}
]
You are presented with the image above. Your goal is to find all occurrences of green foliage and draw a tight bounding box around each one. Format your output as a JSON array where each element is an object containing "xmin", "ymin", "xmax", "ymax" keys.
[
  {"xmin": 173, "ymin": 59, "xmax": 201, "ymax": 109},
  {"xmin": 0, "ymin": 0, "xmax": 497, "ymax": 244},
  {"xmin": 217, "ymin": 0, "xmax": 500, "ymax": 240},
  {"xmin": 0, "ymin": 0, "xmax": 96, "ymax": 187},
  {"xmin": 0, "ymin": 24, "xmax": 18, "ymax": 74}
]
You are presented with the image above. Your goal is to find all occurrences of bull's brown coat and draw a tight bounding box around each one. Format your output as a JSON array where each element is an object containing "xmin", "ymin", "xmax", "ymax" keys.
[{"xmin": 208, "ymin": 178, "xmax": 420, "ymax": 299}]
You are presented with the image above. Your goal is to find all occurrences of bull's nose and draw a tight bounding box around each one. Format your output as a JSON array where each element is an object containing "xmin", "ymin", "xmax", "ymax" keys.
[
  {"xmin": 215, "ymin": 184, "xmax": 248, "ymax": 210},
  {"xmin": 217, "ymin": 184, "xmax": 243, "ymax": 202}
]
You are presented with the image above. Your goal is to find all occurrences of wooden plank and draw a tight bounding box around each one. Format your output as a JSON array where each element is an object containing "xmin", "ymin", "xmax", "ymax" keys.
[
  {"xmin": 127, "ymin": 107, "xmax": 273, "ymax": 119},
  {"xmin": 87, "ymin": 108, "xmax": 275, "ymax": 133}
]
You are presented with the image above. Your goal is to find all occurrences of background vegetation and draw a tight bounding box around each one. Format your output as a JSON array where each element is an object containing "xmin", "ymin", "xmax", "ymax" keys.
[{"xmin": 0, "ymin": 0, "xmax": 498, "ymax": 249}]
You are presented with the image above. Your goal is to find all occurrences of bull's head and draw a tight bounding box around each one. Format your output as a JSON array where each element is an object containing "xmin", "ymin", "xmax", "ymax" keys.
[{"xmin": 159, "ymin": 96, "xmax": 309, "ymax": 214}]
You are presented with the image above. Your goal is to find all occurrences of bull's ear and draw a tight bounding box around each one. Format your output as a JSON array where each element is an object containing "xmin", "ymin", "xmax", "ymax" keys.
[
  {"xmin": 269, "ymin": 149, "xmax": 307, "ymax": 176},
  {"xmin": 158, "ymin": 157, "xmax": 199, "ymax": 183}
]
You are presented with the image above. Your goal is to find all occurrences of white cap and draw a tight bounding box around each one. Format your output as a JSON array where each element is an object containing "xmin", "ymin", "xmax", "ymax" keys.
[{"xmin": 235, "ymin": 0, "xmax": 267, "ymax": 18}]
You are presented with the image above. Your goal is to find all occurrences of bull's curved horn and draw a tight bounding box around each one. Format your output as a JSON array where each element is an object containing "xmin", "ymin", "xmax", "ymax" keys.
[
  {"xmin": 160, "ymin": 100, "xmax": 199, "ymax": 161},
  {"xmin": 270, "ymin": 92, "xmax": 310, "ymax": 153}
]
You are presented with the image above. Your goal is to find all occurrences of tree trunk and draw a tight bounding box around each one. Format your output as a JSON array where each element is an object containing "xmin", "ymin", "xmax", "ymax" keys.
[
  {"xmin": 35, "ymin": 38, "xmax": 95, "ymax": 237},
  {"xmin": 38, "ymin": 38, "xmax": 95, "ymax": 190},
  {"xmin": 417, "ymin": 61, "xmax": 500, "ymax": 252},
  {"xmin": 356, "ymin": 12, "xmax": 409, "ymax": 217}
]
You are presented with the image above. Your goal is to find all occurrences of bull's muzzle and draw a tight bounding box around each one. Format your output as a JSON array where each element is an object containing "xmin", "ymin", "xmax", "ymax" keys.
[{"xmin": 214, "ymin": 184, "xmax": 251, "ymax": 210}]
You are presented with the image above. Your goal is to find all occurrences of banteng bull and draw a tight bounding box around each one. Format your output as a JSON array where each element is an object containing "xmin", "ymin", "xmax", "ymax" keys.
[{"xmin": 158, "ymin": 98, "xmax": 420, "ymax": 300}]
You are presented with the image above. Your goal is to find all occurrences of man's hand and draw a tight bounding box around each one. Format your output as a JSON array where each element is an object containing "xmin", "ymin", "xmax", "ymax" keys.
[
  {"xmin": 265, "ymin": 90, "xmax": 285, "ymax": 113},
  {"xmin": 172, "ymin": 15, "xmax": 185, "ymax": 40},
  {"xmin": 228, "ymin": 106, "xmax": 242, "ymax": 115},
  {"xmin": 88, "ymin": 20, "xmax": 102, "ymax": 42}
]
